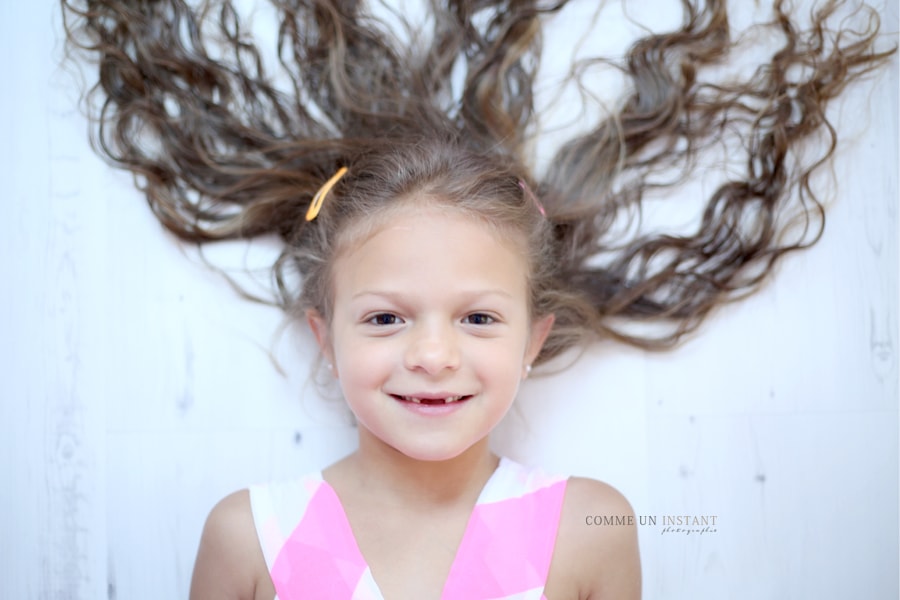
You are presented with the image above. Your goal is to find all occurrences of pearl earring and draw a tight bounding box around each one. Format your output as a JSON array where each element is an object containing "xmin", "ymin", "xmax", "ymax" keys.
[{"xmin": 524, "ymin": 365, "xmax": 532, "ymax": 377}]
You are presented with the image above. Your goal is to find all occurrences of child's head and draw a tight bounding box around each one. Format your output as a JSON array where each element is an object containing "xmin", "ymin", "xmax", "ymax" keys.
[
  {"xmin": 289, "ymin": 137, "xmax": 589, "ymax": 367},
  {"xmin": 289, "ymin": 138, "xmax": 567, "ymax": 458}
]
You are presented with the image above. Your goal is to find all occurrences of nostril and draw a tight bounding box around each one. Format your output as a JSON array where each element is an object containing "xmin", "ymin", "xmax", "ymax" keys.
[{"xmin": 403, "ymin": 335, "xmax": 461, "ymax": 373}]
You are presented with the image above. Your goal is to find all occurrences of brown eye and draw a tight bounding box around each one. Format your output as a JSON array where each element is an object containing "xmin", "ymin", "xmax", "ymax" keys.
[
  {"xmin": 369, "ymin": 313, "xmax": 399, "ymax": 326},
  {"xmin": 464, "ymin": 313, "xmax": 495, "ymax": 325}
]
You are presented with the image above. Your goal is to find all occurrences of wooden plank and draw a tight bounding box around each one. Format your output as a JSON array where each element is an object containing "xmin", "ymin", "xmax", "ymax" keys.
[{"xmin": 0, "ymin": 4, "xmax": 108, "ymax": 598}]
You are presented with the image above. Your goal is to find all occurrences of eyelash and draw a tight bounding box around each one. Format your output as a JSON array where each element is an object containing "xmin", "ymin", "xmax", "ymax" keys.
[
  {"xmin": 464, "ymin": 313, "xmax": 495, "ymax": 326},
  {"xmin": 367, "ymin": 313, "xmax": 402, "ymax": 326},
  {"xmin": 364, "ymin": 313, "xmax": 497, "ymax": 326}
]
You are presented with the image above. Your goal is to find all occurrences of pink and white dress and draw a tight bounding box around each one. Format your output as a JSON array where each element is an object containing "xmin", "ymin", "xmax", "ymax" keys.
[{"xmin": 249, "ymin": 457, "xmax": 569, "ymax": 599}]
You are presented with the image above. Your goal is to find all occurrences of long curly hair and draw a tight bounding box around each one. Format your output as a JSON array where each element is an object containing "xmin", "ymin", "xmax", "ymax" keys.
[{"xmin": 61, "ymin": 0, "xmax": 894, "ymax": 364}]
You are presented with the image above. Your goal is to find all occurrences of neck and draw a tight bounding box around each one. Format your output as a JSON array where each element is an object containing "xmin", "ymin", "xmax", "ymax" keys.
[{"xmin": 333, "ymin": 432, "xmax": 499, "ymax": 508}]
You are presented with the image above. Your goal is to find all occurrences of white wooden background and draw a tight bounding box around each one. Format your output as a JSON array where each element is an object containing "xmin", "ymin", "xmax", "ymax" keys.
[{"xmin": 1, "ymin": 1, "xmax": 897, "ymax": 598}]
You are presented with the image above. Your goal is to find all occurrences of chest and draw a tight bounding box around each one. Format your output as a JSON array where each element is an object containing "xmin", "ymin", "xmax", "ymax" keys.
[
  {"xmin": 346, "ymin": 506, "xmax": 583, "ymax": 600},
  {"xmin": 345, "ymin": 505, "xmax": 473, "ymax": 600}
]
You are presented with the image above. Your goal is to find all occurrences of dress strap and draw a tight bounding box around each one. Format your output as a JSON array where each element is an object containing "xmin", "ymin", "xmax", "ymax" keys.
[
  {"xmin": 250, "ymin": 474, "xmax": 385, "ymax": 599},
  {"xmin": 440, "ymin": 458, "xmax": 568, "ymax": 599}
]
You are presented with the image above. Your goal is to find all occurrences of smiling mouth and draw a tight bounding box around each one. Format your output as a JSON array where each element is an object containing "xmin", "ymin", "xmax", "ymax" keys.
[{"xmin": 391, "ymin": 394, "xmax": 472, "ymax": 405}]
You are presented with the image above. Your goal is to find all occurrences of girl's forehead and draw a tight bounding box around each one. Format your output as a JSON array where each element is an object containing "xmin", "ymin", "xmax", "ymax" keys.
[
  {"xmin": 335, "ymin": 200, "xmax": 527, "ymax": 262},
  {"xmin": 331, "ymin": 206, "xmax": 530, "ymax": 299}
]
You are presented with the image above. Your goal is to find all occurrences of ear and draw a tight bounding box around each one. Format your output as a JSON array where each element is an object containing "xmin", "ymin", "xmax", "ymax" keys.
[
  {"xmin": 306, "ymin": 308, "xmax": 336, "ymax": 375},
  {"xmin": 524, "ymin": 313, "xmax": 555, "ymax": 371}
]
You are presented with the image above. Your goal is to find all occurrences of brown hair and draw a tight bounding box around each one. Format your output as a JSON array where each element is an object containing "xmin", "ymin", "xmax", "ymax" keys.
[{"xmin": 61, "ymin": 0, "xmax": 894, "ymax": 364}]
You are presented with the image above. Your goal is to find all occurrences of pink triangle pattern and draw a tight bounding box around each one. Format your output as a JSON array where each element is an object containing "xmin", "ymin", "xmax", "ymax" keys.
[
  {"xmin": 440, "ymin": 478, "xmax": 566, "ymax": 599},
  {"xmin": 269, "ymin": 482, "xmax": 369, "ymax": 597}
]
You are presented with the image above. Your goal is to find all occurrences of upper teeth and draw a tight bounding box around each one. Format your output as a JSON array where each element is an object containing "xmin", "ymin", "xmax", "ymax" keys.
[{"xmin": 402, "ymin": 395, "xmax": 463, "ymax": 404}]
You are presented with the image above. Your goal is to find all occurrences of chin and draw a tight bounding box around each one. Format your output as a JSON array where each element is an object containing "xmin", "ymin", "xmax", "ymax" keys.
[{"xmin": 391, "ymin": 440, "xmax": 477, "ymax": 463}]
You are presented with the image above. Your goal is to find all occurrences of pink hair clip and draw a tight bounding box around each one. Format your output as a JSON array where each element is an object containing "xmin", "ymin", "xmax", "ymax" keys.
[{"xmin": 518, "ymin": 180, "xmax": 546, "ymax": 217}]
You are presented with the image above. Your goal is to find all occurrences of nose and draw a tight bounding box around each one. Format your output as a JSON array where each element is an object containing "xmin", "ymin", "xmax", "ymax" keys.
[{"xmin": 404, "ymin": 319, "xmax": 460, "ymax": 375}]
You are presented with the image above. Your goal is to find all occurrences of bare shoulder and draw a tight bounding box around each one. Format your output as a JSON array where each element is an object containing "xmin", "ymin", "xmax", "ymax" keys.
[
  {"xmin": 546, "ymin": 477, "xmax": 642, "ymax": 600},
  {"xmin": 189, "ymin": 489, "xmax": 273, "ymax": 600}
]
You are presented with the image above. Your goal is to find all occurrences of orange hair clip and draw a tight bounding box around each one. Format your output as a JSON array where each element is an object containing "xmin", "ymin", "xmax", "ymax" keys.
[{"xmin": 305, "ymin": 166, "xmax": 348, "ymax": 221}]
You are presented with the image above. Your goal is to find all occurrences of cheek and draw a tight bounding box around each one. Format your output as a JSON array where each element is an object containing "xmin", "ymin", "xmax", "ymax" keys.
[
  {"xmin": 471, "ymin": 338, "xmax": 528, "ymax": 381},
  {"xmin": 334, "ymin": 338, "xmax": 394, "ymax": 385}
]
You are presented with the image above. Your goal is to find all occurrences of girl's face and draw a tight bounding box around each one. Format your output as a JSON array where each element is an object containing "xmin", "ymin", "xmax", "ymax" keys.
[{"xmin": 308, "ymin": 204, "xmax": 554, "ymax": 462}]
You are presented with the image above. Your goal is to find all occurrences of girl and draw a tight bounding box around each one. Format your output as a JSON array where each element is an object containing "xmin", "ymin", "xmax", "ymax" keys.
[
  {"xmin": 61, "ymin": 0, "xmax": 892, "ymax": 597},
  {"xmin": 189, "ymin": 139, "xmax": 643, "ymax": 598}
]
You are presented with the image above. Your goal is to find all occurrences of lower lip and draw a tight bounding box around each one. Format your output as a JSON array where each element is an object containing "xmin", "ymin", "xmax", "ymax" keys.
[{"xmin": 393, "ymin": 395, "xmax": 472, "ymax": 417}]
